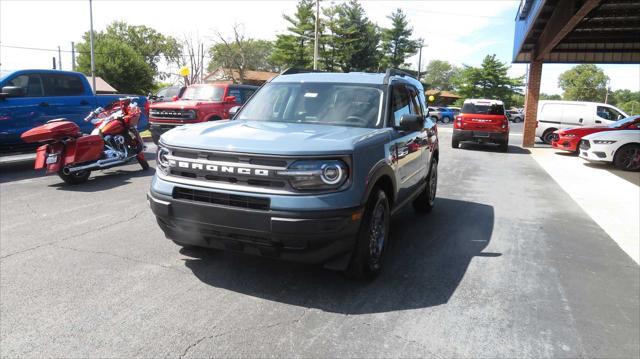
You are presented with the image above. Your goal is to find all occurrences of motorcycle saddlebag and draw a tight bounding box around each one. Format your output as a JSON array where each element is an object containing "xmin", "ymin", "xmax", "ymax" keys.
[
  {"xmin": 20, "ymin": 120, "xmax": 80, "ymax": 143},
  {"xmin": 64, "ymin": 135, "xmax": 104, "ymax": 165}
]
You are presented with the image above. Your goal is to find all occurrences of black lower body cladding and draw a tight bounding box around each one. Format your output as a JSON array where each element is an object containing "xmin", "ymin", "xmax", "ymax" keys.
[
  {"xmin": 149, "ymin": 123, "xmax": 179, "ymax": 144},
  {"xmin": 452, "ymin": 129, "xmax": 509, "ymax": 145},
  {"xmin": 148, "ymin": 189, "xmax": 362, "ymax": 266}
]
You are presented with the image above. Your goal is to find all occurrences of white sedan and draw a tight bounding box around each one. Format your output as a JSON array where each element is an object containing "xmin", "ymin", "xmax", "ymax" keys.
[{"xmin": 579, "ymin": 130, "xmax": 640, "ymax": 171}]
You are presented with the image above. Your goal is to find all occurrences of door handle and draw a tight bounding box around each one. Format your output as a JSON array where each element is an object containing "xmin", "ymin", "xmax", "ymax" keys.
[
  {"xmin": 39, "ymin": 102, "xmax": 49, "ymax": 107},
  {"xmin": 595, "ymin": 120, "xmax": 602, "ymax": 124},
  {"xmin": 80, "ymin": 100, "xmax": 89, "ymax": 105},
  {"xmin": 578, "ymin": 118, "xmax": 583, "ymax": 123}
]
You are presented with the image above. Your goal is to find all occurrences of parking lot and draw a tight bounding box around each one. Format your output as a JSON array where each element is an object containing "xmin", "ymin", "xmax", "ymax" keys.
[{"xmin": 1, "ymin": 127, "xmax": 638, "ymax": 358}]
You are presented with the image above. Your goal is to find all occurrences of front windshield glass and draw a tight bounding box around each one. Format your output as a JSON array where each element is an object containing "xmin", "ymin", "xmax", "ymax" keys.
[
  {"xmin": 236, "ymin": 82, "xmax": 384, "ymax": 128},
  {"xmin": 608, "ymin": 115, "xmax": 639, "ymax": 128},
  {"xmin": 181, "ymin": 85, "xmax": 224, "ymax": 101}
]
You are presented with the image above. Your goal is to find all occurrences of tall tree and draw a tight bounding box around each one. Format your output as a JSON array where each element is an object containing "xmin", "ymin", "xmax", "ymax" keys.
[
  {"xmin": 76, "ymin": 37, "xmax": 153, "ymax": 94},
  {"xmin": 319, "ymin": 5, "xmax": 340, "ymax": 71},
  {"xmin": 380, "ymin": 9, "xmax": 419, "ymax": 69},
  {"xmin": 539, "ymin": 93, "xmax": 563, "ymax": 100},
  {"xmin": 558, "ymin": 64, "xmax": 609, "ymax": 102},
  {"xmin": 453, "ymin": 54, "xmax": 523, "ymax": 107},
  {"xmin": 333, "ymin": 0, "xmax": 381, "ymax": 72},
  {"xmin": 423, "ymin": 60, "xmax": 459, "ymax": 90},
  {"xmin": 208, "ymin": 25, "xmax": 276, "ymax": 83},
  {"xmin": 270, "ymin": 0, "xmax": 316, "ymax": 69}
]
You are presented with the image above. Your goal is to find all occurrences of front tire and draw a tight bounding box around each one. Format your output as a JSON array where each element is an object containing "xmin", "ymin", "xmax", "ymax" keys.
[
  {"xmin": 613, "ymin": 144, "xmax": 640, "ymax": 171},
  {"xmin": 452, "ymin": 138, "xmax": 459, "ymax": 148},
  {"xmin": 413, "ymin": 159, "xmax": 438, "ymax": 213},
  {"xmin": 137, "ymin": 154, "xmax": 150, "ymax": 171},
  {"xmin": 541, "ymin": 129, "xmax": 556, "ymax": 144},
  {"xmin": 58, "ymin": 169, "xmax": 91, "ymax": 184},
  {"xmin": 499, "ymin": 141, "xmax": 509, "ymax": 152},
  {"xmin": 344, "ymin": 189, "xmax": 390, "ymax": 280},
  {"xmin": 441, "ymin": 116, "xmax": 451, "ymax": 124},
  {"xmin": 513, "ymin": 117, "xmax": 522, "ymax": 123}
]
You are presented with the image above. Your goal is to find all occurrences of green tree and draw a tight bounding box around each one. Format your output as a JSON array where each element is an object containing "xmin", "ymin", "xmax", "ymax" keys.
[
  {"xmin": 539, "ymin": 93, "xmax": 563, "ymax": 100},
  {"xmin": 423, "ymin": 60, "xmax": 458, "ymax": 90},
  {"xmin": 76, "ymin": 37, "xmax": 153, "ymax": 94},
  {"xmin": 270, "ymin": 0, "xmax": 316, "ymax": 69},
  {"xmin": 319, "ymin": 5, "xmax": 340, "ymax": 71},
  {"xmin": 618, "ymin": 101, "xmax": 640, "ymax": 115},
  {"xmin": 453, "ymin": 54, "xmax": 523, "ymax": 107},
  {"xmin": 208, "ymin": 39, "xmax": 275, "ymax": 73},
  {"xmin": 380, "ymin": 8, "xmax": 419, "ymax": 69},
  {"xmin": 558, "ymin": 64, "xmax": 609, "ymax": 102},
  {"xmin": 610, "ymin": 89, "xmax": 640, "ymax": 106},
  {"xmin": 333, "ymin": 0, "xmax": 381, "ymax": 72}
]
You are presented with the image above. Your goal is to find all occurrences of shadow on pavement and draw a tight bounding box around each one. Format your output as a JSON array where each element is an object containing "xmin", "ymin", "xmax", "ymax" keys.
[
  {"xmin": 583, "ymin": 162, "xmax": 640, "ymax": 186},
  {"xmin": 48, "ymin": 165, "xmax": 156, "ymax": 192},
  {"xmin": 459, "ymin": 143, "xmax": 531, "ymax": 154},
  {"xmin": 181, "ymin": 197, "xmax": 497, "ymax": 314},
  {"xmin": 0, "ymin": 150, "xmax": 156, "ymax": 185}
]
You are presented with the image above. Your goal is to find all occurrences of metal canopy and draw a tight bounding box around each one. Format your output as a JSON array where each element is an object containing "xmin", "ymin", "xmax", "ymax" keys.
[{"xmin": 513, "ymin": 0, "xmax": 640, "ymax": 63}]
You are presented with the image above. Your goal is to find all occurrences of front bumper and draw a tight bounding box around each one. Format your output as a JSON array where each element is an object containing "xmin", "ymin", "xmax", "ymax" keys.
[
  {"xmin": 149, "ymin": 122, "xmax": 181, "ymax": 143},
  {"xmin": 579, "ymin": 142, "xmax": 614, "ymax": 163},
  {"xmin": 148, "ymin": 188, "xmax": 362, "ymax": 265},
  {"xmin": 453, "ymin": 129, "xmax": 508, "ymax": 144},
  {"xmin": 551, "ymin": 135, "xmax": 580, "ymax": 151}
]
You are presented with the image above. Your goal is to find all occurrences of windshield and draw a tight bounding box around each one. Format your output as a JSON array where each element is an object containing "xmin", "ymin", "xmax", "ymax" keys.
[
  {"xmin": 236, "ymin": 82, "xmax": 384, "ymax": 128},
  {"xmin": 462, "ymin": 103, "xmax": 505, "ymax": 115},
  {"xmin": 181, "ymin": 85, "xmax": 224, "ymax": 101},
  {"xmin": 608, "ymin": 115, "xmax": 640, "ymax": 128}
]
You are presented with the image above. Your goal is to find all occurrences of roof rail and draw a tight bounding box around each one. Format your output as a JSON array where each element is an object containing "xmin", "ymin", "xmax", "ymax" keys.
[
  {"xmin": 279, "ymin": 68, "xmax": 324, "ymax": 76},
  {"xmin": 383, "ymin": 68, "xmax": 416, "ymax": 84}
]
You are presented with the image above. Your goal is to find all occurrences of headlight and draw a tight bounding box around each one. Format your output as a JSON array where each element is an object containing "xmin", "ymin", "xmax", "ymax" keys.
[
  {"xmin": 564, "ymin": 133, "xmax": 576, "ymax": 138},
  {"xmin": 156, "ymin": 146, "xmax": 171, "ymax": 174},
  {"xmin": 593, "ymin": 140, "xmax": 617, "ymax": 144},
  {"xmin": 277, "ymin": 160, "xmax": 349, "ymax": 190}
]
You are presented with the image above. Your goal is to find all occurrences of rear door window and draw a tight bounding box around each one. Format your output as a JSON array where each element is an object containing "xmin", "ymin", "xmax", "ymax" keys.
[{"xmin": 41, "ymin": 74, "xmax": 85, "ymax": 96}]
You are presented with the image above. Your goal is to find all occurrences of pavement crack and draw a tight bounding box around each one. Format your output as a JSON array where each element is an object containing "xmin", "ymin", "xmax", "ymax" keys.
[
  {"xmin": 0, "ymin": 210, "xmax": 145, "ymax": 260},
  {"xmin": 179, "ymin": 329, "xmax": 217, "ymax": 359}
]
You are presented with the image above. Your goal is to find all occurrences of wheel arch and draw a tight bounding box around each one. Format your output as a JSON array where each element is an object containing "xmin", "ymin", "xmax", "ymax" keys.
[{"xmin": 362, "ymin": 164, "xmax": 396, "ymax": 209}]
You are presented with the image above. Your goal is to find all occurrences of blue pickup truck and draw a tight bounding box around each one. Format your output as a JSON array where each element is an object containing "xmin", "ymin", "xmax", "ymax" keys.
[{"xmin": 0, "ymin": 69, "xmax": 149, "ymax": 153}]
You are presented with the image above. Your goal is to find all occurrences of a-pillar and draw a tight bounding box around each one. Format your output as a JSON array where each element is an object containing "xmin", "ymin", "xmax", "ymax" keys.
[{"xmin": 522, "ymin": 60, "xmax": 543, "ymax": 148}]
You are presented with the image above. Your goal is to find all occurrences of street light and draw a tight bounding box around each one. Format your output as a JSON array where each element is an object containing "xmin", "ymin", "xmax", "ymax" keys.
[{"xmin": 88, "ymin": 0, "xmax": 96, "ymax": 95}]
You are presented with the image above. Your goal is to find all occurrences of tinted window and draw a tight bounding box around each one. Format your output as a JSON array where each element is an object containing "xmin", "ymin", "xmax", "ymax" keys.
[
  {"xmin": 409, "ymin": 88, "xmax": 423, "ymax": 117},
  {"xmin": 391, "ymin": 86, "xmax": 412, "ymax": 126},
  {"xmin": 7, "ymin": 74, "xmax": 43, "ymax": 97},
  {"xmin": 597, "ymin": 106, "xmax": 624, "ymax": 121},
  {"xmin": 41, "ymin": 74, "xmax": 85, "ymax": 96},
  {"xmin": 240, "ymin": 88, "xmax": 256, "ymax": 104},
  {"xmin": 227, "ymin": 87, "xmax": 241, "ymax": 103},
  {"xmin": 462, "ymin": 103, "xmax": 505, "ymax": 115},
  {"xmin": 236, "ymin": 82, "xmax": 383, "ymax": 128}
]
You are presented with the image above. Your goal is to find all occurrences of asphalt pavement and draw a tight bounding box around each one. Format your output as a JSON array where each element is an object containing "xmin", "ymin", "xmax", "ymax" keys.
[{"xmin": 1, "ymin": 128, "xmax": 638, "ymax": 358}]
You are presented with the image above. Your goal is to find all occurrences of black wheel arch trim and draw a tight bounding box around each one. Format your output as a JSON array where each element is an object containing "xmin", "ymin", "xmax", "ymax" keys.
[{"xmin": 362, "ymin": 162, "xmax": 397, "ymax": 208}]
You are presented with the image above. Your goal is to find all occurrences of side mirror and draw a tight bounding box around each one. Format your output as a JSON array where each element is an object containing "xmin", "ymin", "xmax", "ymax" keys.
[
  {"xmin": 1, "ymin": 86, "xmax": 25, "ymax": 98},
  {"xmin": 224, "ymin": 95, "xmax": 237, "ymax": 104},
  {"xmin": 171, "ymin": 95, "xmax": 179, "ymax": 101},
  {"xmin": 398, "ymin": 114, "xmax": 424, "ymax": 132},
  {"xmin": 228, "ymin": 106, "xmax": 241, "ymax": 119}
]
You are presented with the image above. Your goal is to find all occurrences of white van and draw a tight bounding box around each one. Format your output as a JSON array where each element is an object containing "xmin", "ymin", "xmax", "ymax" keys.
[{"xmin": 535, "ymin": 101, "xmax": 628, "ymax": 143}]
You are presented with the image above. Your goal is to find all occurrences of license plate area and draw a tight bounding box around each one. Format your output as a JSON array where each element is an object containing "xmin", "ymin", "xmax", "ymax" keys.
[
  {"xmin": 474, "ymin": 132, "xmax": 490, "ymax": 138},
  {"xmin": 46, "ymin": 154, "xmax": 59, "ymax": 164}
]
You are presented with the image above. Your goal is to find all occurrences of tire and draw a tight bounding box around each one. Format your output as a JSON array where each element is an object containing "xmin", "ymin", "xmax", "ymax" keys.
[
  {"xmin": 344, "ymin": 189, "xmax": 390, "ymax": 280},
  {"xmin": 513, "ymin": 117, "xmax": 522, "ymax": 123},
  {"xmin": 441, "ymin": 116, "xmax": 451, "ymax": 124},
  {"xmin": 431, "ymin": 116, "xmax": 439, "ymax": 123},
  {"xmin": 151, "ymin": 133, "xmax": 160, "ymax": 145},
  {"xmin": 541, "ymin": 129, "xmax": 556, "ymax": 144},
  {"xmin": 613, "ymin": 143, "xmax": 640, "ymax": 172},
  {"xmin": 57, "ymin": 169, "xmax": 91, "ymax": 184},
  {"xmin": 413, "ymin": 159, "xmax": 438, "ymax": 213},
  {"xmin": 452, "ymin": 138, "xmax": 459, "ymax": 148},
  {"xmin": 499, "ymin": 141, "xmax": 509, "ymax": 152},
  {"xmin": 137, "ymin": 155, "xmax": 150, "ymax": 171}
]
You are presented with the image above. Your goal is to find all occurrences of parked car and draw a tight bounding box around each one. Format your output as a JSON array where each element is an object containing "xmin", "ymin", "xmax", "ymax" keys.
[
  {"xmin": 579, "ymin": 130, "xmax": 640, "ymax": 171},
  {"xmin": 448, "ymin": 106, "xmax": 461, "ymax": 117},
  {"xmin": 552, "ymin": 115, "xmax": 640, "ymax": 153},
  {"xmin": 452, "ymin": 99, "xmax": 509, "ymax": 152},
  {"xmin": 0, "ymin": 69, "xmax": 149, "ymax": 153},
  {"xmin": 148, "ymin": 69, "xmax": 439, "ymax": 279},
  {"xmin": 148, "ymin": 83, "xmax": 258, "ymax": 144},
  {"xmin": 535, "ymin": 100, "xmax": 628, "ymax": 144},
  {"xmin": 427, "ymin": 107, "xmax": 455, "ymax": 124},
  {"xmin": 149, "ymin": 86, "xmax": 186, "ymax": 104},
  {"xmin": 506, "ymin": 109, "xmax": 524, "ymax": 123}
]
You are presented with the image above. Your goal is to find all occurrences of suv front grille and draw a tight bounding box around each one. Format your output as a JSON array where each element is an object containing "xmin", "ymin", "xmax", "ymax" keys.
[
  {"xmin": 173, "ymin": 187, "xmax": 270, "ymax": 210},
  {"xmin": 150, "ymin": 109, "xmax": 196, "ymax": 120}
]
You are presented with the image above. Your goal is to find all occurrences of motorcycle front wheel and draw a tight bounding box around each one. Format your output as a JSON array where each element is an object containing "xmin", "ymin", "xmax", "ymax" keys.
[{"xmin": 58, "ymin": 169, "xmax": 91, "ymax": 184}]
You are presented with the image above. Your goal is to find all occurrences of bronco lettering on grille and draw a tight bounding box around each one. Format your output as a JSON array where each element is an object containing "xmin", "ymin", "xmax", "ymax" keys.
[{"xmin": 169, "ymin": 160, "xmax": 269, "ymax": 176}]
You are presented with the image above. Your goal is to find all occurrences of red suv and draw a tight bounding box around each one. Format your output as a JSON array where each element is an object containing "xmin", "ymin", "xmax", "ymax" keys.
[
  {"xmin": 149, "ymin": 83, "xmax": 258, "ymax": 144},
  {"xmin": 452, "ymin": 99, "xmax": 509, "ymax": 152}
]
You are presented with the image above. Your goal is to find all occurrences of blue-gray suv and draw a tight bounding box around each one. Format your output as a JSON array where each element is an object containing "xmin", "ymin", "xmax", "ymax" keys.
[{"xmin": 148, "ymin": 69, "xmax": 439, "ymax": 279}]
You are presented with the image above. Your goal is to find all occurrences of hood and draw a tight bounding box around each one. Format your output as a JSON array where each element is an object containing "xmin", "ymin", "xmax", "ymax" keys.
[
  {"xmin": 558, "ymin": 126, "xmax": 616, "ymax": 136},
  {"xmin": 160, "ymin": 120, "xmax": 383, "ymax": 155},
  {"xmin": 150, "ymin": 100, "xmax": 216, "ymax": 109}
]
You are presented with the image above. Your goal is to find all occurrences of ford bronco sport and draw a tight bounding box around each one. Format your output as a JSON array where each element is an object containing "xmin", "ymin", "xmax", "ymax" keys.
[{"xmin": 148, "ymin": 69, "xmax": 439, "ymax": 279}]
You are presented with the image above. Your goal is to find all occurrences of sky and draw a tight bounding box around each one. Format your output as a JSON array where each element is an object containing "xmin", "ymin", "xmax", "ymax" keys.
[{"xmin": 1, "ymin": 0, "xmax": 639, "ymax": 95}]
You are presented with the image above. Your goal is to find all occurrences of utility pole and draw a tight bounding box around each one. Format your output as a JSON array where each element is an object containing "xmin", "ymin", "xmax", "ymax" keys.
[
  {"xmin": 200, "ymin": 43, "xmax": 205, "ymax": 83},
  {"xmin": 71, "ymin": 42, "xmax": 75, "ymax": 71},
  {"xmin": 313, "ymin": 0, "xmax": 320, "ymax": 70},
  {"xmin": 52, "ymin": 57, "xmax": 56, "ymax": 70},
  {"xmin": 416, "ymin": 39, "xmax": 426, "ymax": 80},
  {"xmin": 89, "ymin": 0, "xmax": 97, "ymax": 95},
  {"xmin": 58, "ymin": 46, "xmax": 62, "ymax": 70}
]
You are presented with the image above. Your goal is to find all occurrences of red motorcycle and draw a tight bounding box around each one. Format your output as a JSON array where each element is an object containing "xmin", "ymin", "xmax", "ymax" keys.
[{"xmin": 21, "ymin": 97, "xmax": 149, "ymax": 184}]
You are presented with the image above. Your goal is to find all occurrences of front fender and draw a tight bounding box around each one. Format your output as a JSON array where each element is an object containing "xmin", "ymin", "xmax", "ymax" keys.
[{"xmin": 361, "ymin": 160, "xmax": 397, "ymax": 206}]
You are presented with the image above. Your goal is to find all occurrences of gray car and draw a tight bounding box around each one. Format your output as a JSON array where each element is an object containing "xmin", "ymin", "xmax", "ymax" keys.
[{"xmin": 148, "ymin": 69, "xmax": 439, "ymax": 279}]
